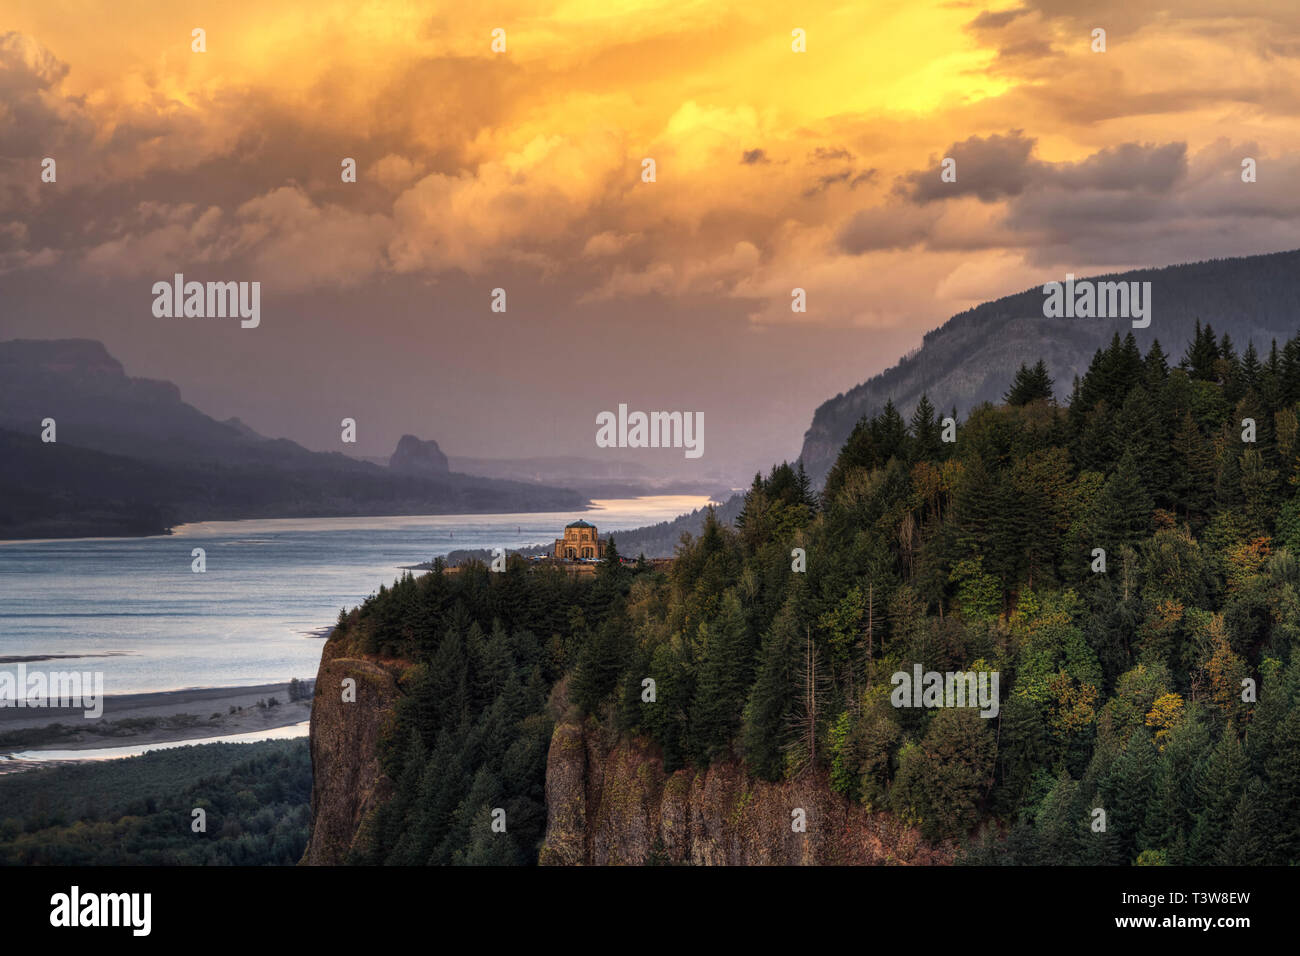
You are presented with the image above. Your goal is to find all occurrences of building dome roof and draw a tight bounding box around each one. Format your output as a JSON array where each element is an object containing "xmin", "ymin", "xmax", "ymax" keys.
[{"xmin": 565, "ymin": 519, "xmax": 595, "ymax": 528}]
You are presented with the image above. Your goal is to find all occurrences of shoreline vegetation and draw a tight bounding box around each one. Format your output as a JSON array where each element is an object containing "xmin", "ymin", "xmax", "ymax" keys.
[{"xmin": 0, "ymin": 679, "xmax": 316, "ymax": 762}]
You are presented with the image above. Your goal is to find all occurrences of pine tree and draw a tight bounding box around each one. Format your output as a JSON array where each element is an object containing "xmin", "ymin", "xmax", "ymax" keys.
[
  {"xmin": 735, "ymin": 472, "xmax": 770, "ymax": 549},
  {"xmin": 691, "ymin": 591, "xmax": 755, "ymax": 761},
  {"xmin": 1170, "ymin": 410, "xmax": 1215, "ymax": 524},
  {"xmin": 794, "ymin": 460, "xmax": 817, "ymax": 512},
  {"xmin": 1213, "ymin": 442, "xmax": 1246, "ymax": 514},
  {"xmin": 1215, "ymin": 780, "xmax": 1268, "ymax": 865},
  {"xmin": 1106, "ymin": 728, "xmax": 1157, "ymax": 863},
  {"xmin": 1118, "ymin": 333, "xmax": 1144, "ymax": 396},
  {"xmin": 1219, "ymin": 332, "xmax": 1243, "ymax": 401},
  {"xmin": 1071, "ymin": 348, "xmax": 1108, "ymax": 435},
  {"xmin": 1280, "ymin": 334, "xmax": 1300, "ymax": 405},
  {"xmin": 1090, "ymin": 450, "xmax": 1154, "ymax": 552},
  {"xmin": 742, "ymin": 596, "xmax": 802, "ymax": 780},
  {"xmin": 1181, "ymin": 320, "xmax": 1220, "ymax": 381},
  {"xmin": 1262, "ymin": 339, "xmax": 1283, "ymax": 413},
  {"xmin": 1143, "ymin": 339, "xmax": 1169, "ymax": 387},
  {"xmin": 1190, "ymin": 730, "xmax": 1246, "ymax": 863},
  {"xmin": 1005, "ymin": 359, "xmax": 1054, "ymax": 405},
  {"xmin": 871, "ymin": 399, "xmax": 910, "ymax": 463},
  {"xmin": 1034, "ymin": 769, "xmax": 1083, "ymax": 864},
  {"xmin": 1239, "ymin": 447, "xmax": 1278, "ymax": 537},
  {"xmin": 1263, "ymin": 707, "xmax": 1300, "ymax": 864},
  {"xmin": 1116, "ymin": 386, "xmax": 1158, "ymax": 489},
  {"xmin": 911, "ymin": 393, "xmax": 942, "ymax": 460},
  {"xmin": 1139, "ymin": 713, "xmax": 1208, "ymax": 861},
  {"xmin": 570, "ymin": 602, "xmax": 629, "ymax": 715},
  {"xmin": 1239, "ymin": 341, "xmax": 1262, "ymax": 396},
  {"xmin": 823, "ymin": 416, "xmax": 877, "ymax": 503}
]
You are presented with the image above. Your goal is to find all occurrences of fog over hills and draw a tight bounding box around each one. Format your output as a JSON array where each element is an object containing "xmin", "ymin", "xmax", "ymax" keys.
[{"xmin": 798, "ymin": 249, "xmax": 1300, "ymax": 483}]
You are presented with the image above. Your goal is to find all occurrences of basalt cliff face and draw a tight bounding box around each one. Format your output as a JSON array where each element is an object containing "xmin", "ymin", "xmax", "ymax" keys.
[
  {"xmin": 539, "ymin": 720, "xmax": 951, "ymax": 866},
  {"xmin": 300, "ymin": 642, "xmax": 404, "ymax": 865},
  {"xmin": 302, "ymin": 662, "xmax": 949, "ymax": 865}
]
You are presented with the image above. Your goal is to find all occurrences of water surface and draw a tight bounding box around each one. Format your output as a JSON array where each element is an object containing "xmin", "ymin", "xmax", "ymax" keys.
[{"xmin": 0, "ymin": 497, "xmax": 708, "ymax": 695}]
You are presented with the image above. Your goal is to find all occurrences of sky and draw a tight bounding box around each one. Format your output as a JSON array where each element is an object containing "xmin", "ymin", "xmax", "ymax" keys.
[{"xmin": 4, "ymin": 0, "xmax": 1300, "ymax": 481}]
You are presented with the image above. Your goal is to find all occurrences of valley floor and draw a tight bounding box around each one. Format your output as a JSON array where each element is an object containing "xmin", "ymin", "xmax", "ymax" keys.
[{"xmin": 0, "ymin": 680, "xmax": 313, "ymax": 762}]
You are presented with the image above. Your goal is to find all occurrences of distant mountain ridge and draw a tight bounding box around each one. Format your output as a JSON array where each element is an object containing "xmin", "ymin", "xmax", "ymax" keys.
[
  {"xmin": 798, "ymin": 249, "xmax": 1300, "ymax": 483},
  {"xmin": 0, "ymin": 339, "xmax": 587, "ymax": 539}
]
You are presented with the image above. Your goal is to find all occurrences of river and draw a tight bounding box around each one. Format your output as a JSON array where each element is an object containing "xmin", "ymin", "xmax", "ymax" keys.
[{"xmin": 0, "ymin": 496, "xmax": 708, "ymax": 696}]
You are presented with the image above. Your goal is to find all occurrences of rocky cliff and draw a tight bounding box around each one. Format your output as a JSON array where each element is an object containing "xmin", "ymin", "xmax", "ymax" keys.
[
  {"xmin": 303, "ymin": 667, "xmax": 951, "ymax": 865},
  {"xmin": 389, "ymin": 434, "xmax": 449, "ymax": 476},
  {"xmin": 300, "ymin": 640, "xmax": 404, "ymax": 865},
  {"xmin": 540, "ymin": 720, "xmax": 951, "ymax": 866}
]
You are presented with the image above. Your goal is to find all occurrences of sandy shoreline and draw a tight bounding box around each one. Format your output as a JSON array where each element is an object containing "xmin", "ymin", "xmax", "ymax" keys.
[{"xmin": 0, "ymin": 679, "xmax": 315, "ymax": 754}]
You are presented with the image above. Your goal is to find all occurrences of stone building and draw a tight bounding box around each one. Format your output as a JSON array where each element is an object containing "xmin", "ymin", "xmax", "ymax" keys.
[{"xmin": 554, "ymin": 519, "xmax": 603, "ymax": 560}]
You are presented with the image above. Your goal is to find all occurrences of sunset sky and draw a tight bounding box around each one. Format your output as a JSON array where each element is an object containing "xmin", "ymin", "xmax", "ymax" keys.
[{"xmin": 5, "ymin": 0, "xmax": 1300, "ymax": 478}]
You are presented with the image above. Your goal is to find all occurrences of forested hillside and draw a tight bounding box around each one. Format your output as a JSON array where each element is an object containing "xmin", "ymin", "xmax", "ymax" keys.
[
  {"xmin": 320, "ymin": 324, "xmax": 1300, "ymax": 865},
  {"xmin": 799, "ymin": 249, "xmax": 1300, "ymax": 484},
  {"xmin": 0, "ymin": 740, "xmax": 310, "ymax": 865}
]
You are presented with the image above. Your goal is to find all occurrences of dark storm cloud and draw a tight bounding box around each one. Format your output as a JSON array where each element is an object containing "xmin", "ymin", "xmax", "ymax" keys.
[
  {"xmin": 837, "ymin": 204, "xmax": 940, "ymax": 253},
  {"xmin": 898, "ymin": 133, "xmax": 1185, "ymax": 206},
  {"xmin": 843, "ymin": 135, "xmax": 1286, "ymax": 267},
  {"xmin": 1050, "ymin": 142, "xmax": 1187, "ymax": 192},
  {"xmin": 899, "ymin": 131, "xmax": 1039, "ymax": 203}
]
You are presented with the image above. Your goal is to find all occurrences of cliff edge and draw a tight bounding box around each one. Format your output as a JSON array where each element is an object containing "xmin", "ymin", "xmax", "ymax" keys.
[
  {"xmin": 540, "ymin": 720, "xmax": 951, "ymax": 866},
  {"xmin": 300, "ymin": 640, "xmax": 404, "ymax": 865}
]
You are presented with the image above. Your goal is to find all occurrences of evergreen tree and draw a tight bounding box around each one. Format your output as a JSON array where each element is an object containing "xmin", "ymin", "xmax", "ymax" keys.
[
  {"xmin": 823, "ymin": 416, "xmax": 877, "ymax": 503},
  {"xmin": 742, "ymin": 596, "xmax": 802, "ymax": 780},
  {"xmin": 570, "ymin": 602, "xmax": 629, "ymax": 715},
  {"xmin": 871, "ymin": 399, "xmax": 910, "ymax": 463},
  {"xmin": 1239, "ymin": 341, "xmax": 1262, "ymax": 396},
  {"xmin": 1170, "ymin": 410, "xmax": 1215, "ymax": 524},
  {"xmin": 691, "ymin": 591, "xmax": 755, "ymax": 761},
  {"xmin": 1215, "ymin": 780, "xmax": 1268, "ymax": 865},
  {"xmin": 1190, "ymin": 729, "xmax": 1246, "ymax": 864},
  {"xmin": 1143, "ymin": 339, "xmax": 1169, "ymax": 387},
  {"xmin": 1105, "ymin": 728, "xmax": 1157, "ymax": 863},
  {"xmin": 1263, "ymin": 707, "xmax": 1300, "ymax": 864},
  {"xmin": 1280, "ymin": 334, "xmax": 1300, "ymax": 405},
  {"xmin": 911, "ymin": 393, "xmax": 942, "ymax": 460},
  {"xmin": 1005, "ymin": 359, "xmax": 1054, "ymax": 405},
  {"xmin": 1089, "ymin": 450, "xmax": 1154, "ymax": 552},
  {"xmin": 1181, "ymin": 320, "xmax": 1220, "ymax": 381}
]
